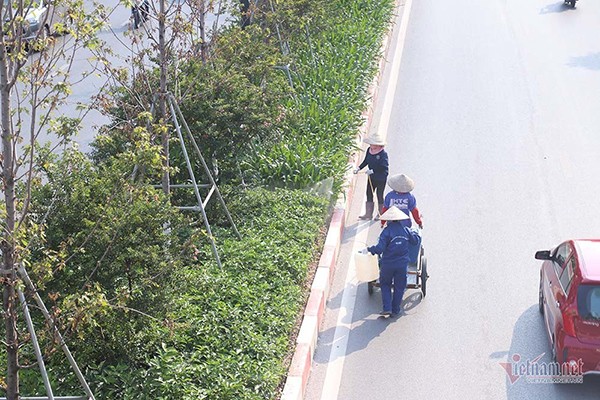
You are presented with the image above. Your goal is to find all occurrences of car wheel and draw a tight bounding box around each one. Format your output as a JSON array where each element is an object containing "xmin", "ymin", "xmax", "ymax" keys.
[
  {"xmin": 29, "ymin": 25, "xmax": 50, "ymax": 53},
  {"xmin": 40, "ymin": 25, "xmax": 50, "ymax": 41},
  {"xmin": 40, "ymin": 25, "xmax": 51, "ymax": 44},
  {"xmin": 57, "ymin": 16, "xmax": 73, "ymax": 36},
  {"xmin": 538, "ymin": 278, "xmax": 544, "ymax": 314}
]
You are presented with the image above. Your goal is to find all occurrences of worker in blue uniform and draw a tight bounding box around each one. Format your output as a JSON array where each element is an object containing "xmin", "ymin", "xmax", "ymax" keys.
[
  {"xmin": 361, "ymin": 207, "xmax": 420, "ymax": 318},
  {"xmin": 353, "ymin": 133, "xmax": 389, "ymax": 220}
]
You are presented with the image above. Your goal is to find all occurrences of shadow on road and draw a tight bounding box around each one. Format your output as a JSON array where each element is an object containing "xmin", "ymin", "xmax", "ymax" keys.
[
  {"xmin": 313, "ymin": 289, "xmax": 423, "ymax": 365},
  {"xmin": 567, "ymin": 53, "xmax": 600, "ymax": 71},
  {"xmin": 341, "ymin": 220, "xmax": 377, "ymax": 246},
  {"xmin": 540, "ymin": 2, "xmax": 576, "ymax": 14},
  {"xmin": 402, "ymin": 291, "xmax": 423, "ymax": 313},
  {"xmin": 493, "ymin": 304, "xmax": 600, "ymax": 400}
]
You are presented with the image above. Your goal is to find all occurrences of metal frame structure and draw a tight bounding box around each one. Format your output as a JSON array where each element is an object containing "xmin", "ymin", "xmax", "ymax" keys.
[
  {"xmin": 2, "ymin": 3, "xmax": 240, "ymax": 398},
  {"xmin": 0, "ymin": 91, "xmax": 240, "ymax": 399},
  {"xmin": 0, "ymin": 266, "xmax": 95, "ymax": 400},
  {"xmin": 150, "ymin": 93, "xmax": 240, "ymax": 269}
]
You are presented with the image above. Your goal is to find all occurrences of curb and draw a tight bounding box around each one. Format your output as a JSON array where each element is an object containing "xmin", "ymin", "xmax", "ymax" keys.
[{"xmin": 280, "ymin": 4, "xmax": 402, "ymax": 399}]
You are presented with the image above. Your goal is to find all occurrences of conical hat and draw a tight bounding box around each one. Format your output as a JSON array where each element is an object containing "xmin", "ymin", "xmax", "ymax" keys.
[
  {"xmin": 388, "ymin": 174, "xmax": 415, "ymax": 192},
  {"xmin": 379, "ymin": 206, "xmax": 410, "ymax": 221},
  {"xmin": 363, "ymin": 134, "xmax": 386, "ymax": 146}
]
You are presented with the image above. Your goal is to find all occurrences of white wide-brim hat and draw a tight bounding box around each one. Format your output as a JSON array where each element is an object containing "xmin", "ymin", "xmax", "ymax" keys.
[
  {"xmin": 379, "ymin": 206, "xmax": 410, "ymax": 221},
  {"xmin": 363, "ymin": 134, "xmax": 386, "ymax": 146},
  {"xmin": 388, "ymin": 174, "xmax": 415, "ymax": 193}
]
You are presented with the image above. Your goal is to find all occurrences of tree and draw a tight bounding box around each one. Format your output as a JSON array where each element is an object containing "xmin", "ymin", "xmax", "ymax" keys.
[
  {"xmin": 91, "ymin": 1, "xmax": 294, "ymax": 187},
  {"xmin": 0, "ymin": 0, "xmax": 106, "ymax": 396}
]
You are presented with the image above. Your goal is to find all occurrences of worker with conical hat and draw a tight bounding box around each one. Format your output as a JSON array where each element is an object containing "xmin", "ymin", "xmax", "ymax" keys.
[
  {"xmin": 353, "ymin": 133, "xmax": 389, "ymax": 220},
  {"xmin": 381, "ymin": 173, "xmax": 423, "ymax": 229},
  {"xmin": 362, "ymin": 207, "xmax": 420, "ymax": 318}
]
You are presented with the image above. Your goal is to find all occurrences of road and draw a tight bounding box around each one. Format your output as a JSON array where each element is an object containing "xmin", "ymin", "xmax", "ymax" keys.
[
  {"xmin": 305, "ymin": 0, "xmax": 600, "ymax": 399},
  {"xmin": 30, "ymin": 0, "xmax": 226, "ymax": 153}
]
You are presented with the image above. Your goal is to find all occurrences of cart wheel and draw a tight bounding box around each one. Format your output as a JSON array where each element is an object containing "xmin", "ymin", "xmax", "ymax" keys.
[
  {"xmin": 368, "ymin": 281, "xmax": 374, "ymax": 295},
  {"xmin": 420, "ymin": 256, "xmax": 428, "ymax": 297}
]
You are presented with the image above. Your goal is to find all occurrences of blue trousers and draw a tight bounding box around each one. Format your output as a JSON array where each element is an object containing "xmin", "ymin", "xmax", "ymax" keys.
[
  {"xmin": 379, "ymin": 262, "xmax": 408, "ymax": 314},
  {"xmin": 365, "ymin": 178, "xmax": 386, "ymax": 205}
]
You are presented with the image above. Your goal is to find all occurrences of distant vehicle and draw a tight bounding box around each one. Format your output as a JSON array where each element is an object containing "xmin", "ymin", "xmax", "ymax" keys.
[
  {"xmin": 536, "ymin": 239, "xmax": 600, "ymax": 374},
  {"xmin": 131, "ymin": 0, "xmax": 149, "ymax": 30},
  {"xmin": 564, "ymin": 0, "xmax": 577, "ymax": 8},
  {"xmin": 2, "ymin": 0, "xmax": 70, "ymax": 46}
]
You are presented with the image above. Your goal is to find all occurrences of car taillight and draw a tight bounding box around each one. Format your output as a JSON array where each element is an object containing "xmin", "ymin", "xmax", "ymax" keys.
[{"xmin": 563, "ymin": 307, "xmax": 578, "ymax": 337}]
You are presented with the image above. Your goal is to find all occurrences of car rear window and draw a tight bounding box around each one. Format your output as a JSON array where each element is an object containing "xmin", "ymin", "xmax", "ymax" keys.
[{"xmin": 577, "ymin": 285, "xmax": 600, "ymax": 320}]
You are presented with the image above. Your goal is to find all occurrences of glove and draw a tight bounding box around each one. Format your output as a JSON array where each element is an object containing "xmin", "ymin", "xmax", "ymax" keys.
[
  {"xmin": 353, "ymin": 168, "xmax": 360, "ymax": 174},
  {"xmin": 418, "ymin": 223, "xmax": 423, "ymax": 229},
  {"xmin": 358, "ymin": 248, "xmax": 369, "ymax": 255},
  {"xmin": 365, "ymin": 169, "xmax": 374, "ymax": 175}
]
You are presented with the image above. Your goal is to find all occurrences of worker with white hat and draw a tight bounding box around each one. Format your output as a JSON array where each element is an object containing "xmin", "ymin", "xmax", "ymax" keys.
[
  {"xmin": 360, "ymin": 207, "xmax": 420, "ymax": 318},
  {"xmin": 353, "ymin": 133, "xmax": 389, "ymax": 220}
]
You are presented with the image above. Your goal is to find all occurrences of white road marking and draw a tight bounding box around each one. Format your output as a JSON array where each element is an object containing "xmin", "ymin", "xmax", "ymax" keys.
[
  {"xmin": 319, "ymin": 223, "xmax": 368, "ymax": 400},
  {"xmin": 318, "ymin": 0, "xmax": 413, "ymax": 398},
  {"xmin": 376, "ymin": 0, "xmax": 414, "ymax": 141},
  {"xmin": 558, "ymin": 151, "xmax": 573, "ymax": 179}
]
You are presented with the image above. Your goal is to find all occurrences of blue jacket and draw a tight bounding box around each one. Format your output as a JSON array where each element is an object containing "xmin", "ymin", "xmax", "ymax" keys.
[
  {"xmin": 358, "ymin": 150, "xmax": 389, "ymax": 182},
  {"xmin": 368, "ymin": 221, "xmax": 420, "ymax": 267}
]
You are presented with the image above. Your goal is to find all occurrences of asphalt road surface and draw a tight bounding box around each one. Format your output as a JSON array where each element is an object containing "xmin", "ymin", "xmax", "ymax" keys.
[{"xmin": 305, "ymin": 0, "xmax": 600, "ymax": 399}]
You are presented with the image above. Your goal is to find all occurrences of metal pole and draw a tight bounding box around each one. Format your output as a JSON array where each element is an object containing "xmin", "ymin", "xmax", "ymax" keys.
[
  {"xmin": 17, "ymin": 266, "xmax": 96, "ymax": 400},
  {"xmin": 158, "ymin": 0, "xmax": 170, "ymax": 196},
  {"xmin": 17, "ymin": 289, "xmax": 55, "ymax": 400},
  {"xmin": 305, "ymin": 24, "xmax": 316, "ymax": 67},
  {"xmin": 269, "ymin": 0, "xmax": 288, "ymax": 56},
  {"xmin": 274, "ymin": 65, "xmax": 293, "ymax": 89},
  {"xmin": 0, "ymin": 397, "xmax": 88, "ymax": 400}
]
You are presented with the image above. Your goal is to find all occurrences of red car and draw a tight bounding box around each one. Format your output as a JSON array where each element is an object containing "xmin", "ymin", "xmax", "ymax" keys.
[{"xmin": 536, "ymin": 239, "xmax": 600, "ymax": 374}]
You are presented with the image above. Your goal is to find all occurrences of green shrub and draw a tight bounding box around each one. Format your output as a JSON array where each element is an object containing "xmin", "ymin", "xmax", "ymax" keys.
[
  {"xmin": 18, "ymin": 0, "xmax": 397, "ymax": 398},
  {"xmin": 243, "ymin": 0, "xmax": 395, "ymax": 191}
]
